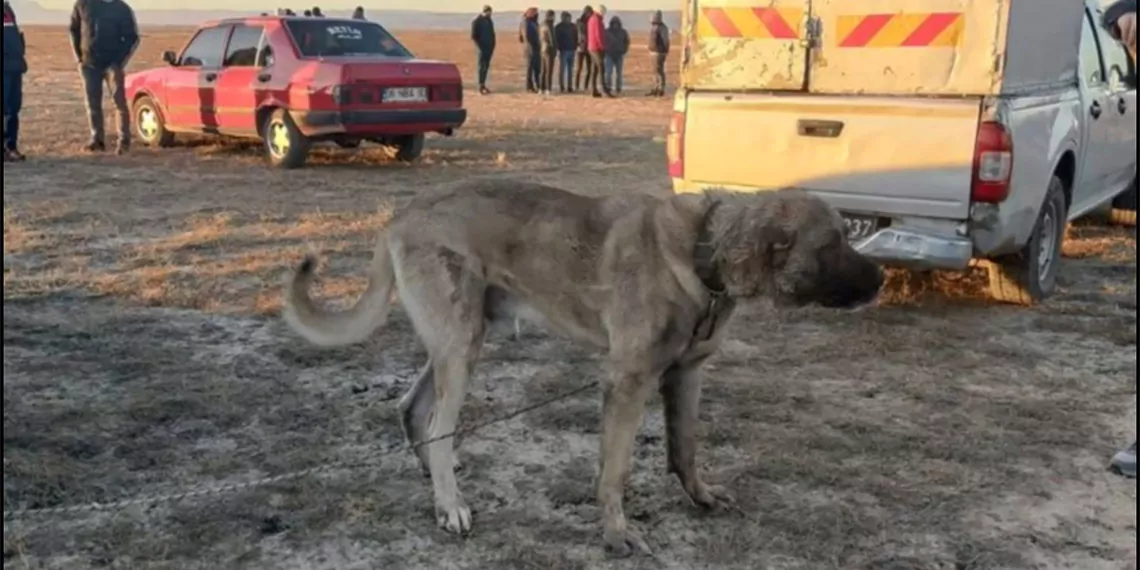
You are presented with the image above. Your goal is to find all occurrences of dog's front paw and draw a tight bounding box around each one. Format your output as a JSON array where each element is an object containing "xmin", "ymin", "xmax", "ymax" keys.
[
  {"xmin": 689, "ymin": 481, "xmax": 734, "ymax": 510},
  {"xmin": 603, "ymin": 526, "xmax": 652, "ymax": 558},
  {"xmin": 435, "ymin": 499, "xmax": 472, "ymax": 535}
]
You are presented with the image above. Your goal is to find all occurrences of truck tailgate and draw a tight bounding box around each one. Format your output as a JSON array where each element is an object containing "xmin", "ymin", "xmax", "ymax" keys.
[{"xmin": 682, "ymin": 93, "xmax": 982, "ymax": 219}]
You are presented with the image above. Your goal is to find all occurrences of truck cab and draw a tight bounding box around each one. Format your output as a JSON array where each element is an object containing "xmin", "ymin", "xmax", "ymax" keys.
[{"xmin": 668, "ymin": 0, "xmax": 1136, "ymax": 304}]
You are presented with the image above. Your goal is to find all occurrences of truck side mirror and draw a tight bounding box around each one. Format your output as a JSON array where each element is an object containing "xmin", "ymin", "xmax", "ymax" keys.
[{"xmin": 162, "ymin": 50, "xmax": 178, "ymax": 66}]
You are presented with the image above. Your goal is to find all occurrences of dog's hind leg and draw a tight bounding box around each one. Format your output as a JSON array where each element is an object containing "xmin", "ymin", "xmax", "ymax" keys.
[{"xmin": 394, "ymin": 245, "xmax": 486, "ymax": 536}]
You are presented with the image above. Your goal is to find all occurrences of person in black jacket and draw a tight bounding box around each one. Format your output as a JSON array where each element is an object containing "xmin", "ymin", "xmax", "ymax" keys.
[
  {"xmin": 471, "ymin": 5, "xmax": 496, "ymax": 95},
  {"xmin": 646, "ymin": 10, "xmax": 670, "ymax": 97},
  {"xmin": 69, "ymin": 0, "xmax": 139, "ymax": 155},
  {"xmin": 3, "ymin": 0, "xmax": 27, "ymax": 161},
  {"xmin": 554, "ymin": 11, "xmax": 577, "ymax": 93},
  {"xmin": 574, "ymin": 6, "xmax": 593, "ymax": 92},
  {"xmin": 519, "ymin": 7, "xmax": 540, "ymax": 93}
]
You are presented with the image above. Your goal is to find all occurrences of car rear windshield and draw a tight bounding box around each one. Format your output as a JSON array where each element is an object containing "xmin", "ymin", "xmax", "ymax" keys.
[{"xmin": 285, "ymin": 20, "xmax": 413, "ymax": 58}]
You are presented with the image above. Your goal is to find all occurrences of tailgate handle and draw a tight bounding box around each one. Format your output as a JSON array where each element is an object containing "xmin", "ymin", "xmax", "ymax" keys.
[{"xmin": 798, "ymin": 119, "xmax": 844, "ymax": 138}]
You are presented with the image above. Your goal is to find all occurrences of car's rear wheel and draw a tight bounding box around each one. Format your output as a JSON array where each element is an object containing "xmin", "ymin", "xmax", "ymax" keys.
[
  {"xmin": 986, "ymin": 175, "xmax": 1068, "ymax": 305},
  {"xmin": 389, "ymin": 134, "xmax": 425, "ymax": 162},
  {"xmin": 263, "ymin": 109, "xmax": 310, "ymax": 169},
  {"xmin": 133, "ymin": 96, "xmax": 175, "ymax": 148}
]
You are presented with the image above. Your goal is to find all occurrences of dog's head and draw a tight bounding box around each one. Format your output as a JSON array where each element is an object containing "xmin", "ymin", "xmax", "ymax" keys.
[{"xmin": 705, "ymin": 190, "xmax": 883, "ymax": 309}]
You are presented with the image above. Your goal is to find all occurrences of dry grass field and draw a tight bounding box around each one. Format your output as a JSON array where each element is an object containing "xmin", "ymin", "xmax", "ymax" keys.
[{"xmin": 3, "ymin": 25, "xmax": 1137, "ymax": 570}]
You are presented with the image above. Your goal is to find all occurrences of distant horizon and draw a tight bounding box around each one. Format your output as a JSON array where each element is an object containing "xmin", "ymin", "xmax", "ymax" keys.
[{"xmin": 24, "ymin": 0, "xmax": 682, "ymax": 13}]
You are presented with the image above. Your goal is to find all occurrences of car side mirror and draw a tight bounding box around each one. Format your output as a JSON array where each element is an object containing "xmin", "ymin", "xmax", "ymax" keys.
[{"xmin": 162, "ymin": 50, "xmax": 177, "ymax": 66}]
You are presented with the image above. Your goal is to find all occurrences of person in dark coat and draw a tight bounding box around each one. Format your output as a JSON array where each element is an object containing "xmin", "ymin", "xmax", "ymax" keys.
[
  {"xmin": 602, "ymin": 15, "xmax": 628, "ymax": 95},
  {"xmin": 647, "ymin": 10, "xmax": 670, "ymax": 97},
  {"xmin": 3, "ymin": 0, "xmax": 27, "ymax": 161},
  {"xmin": 574, "ymin": 6, "xmax": 593, "ymax": 92},
  {"xmin": 554, "ymin": 11, "xmax": 577, "ymax": 93},
  {"xmin": 2, "ymin": 0, "xmax": 26, "ymax": 161},
  {"xmin": 519, "ymin": 7, "xmax": 540, "ymax": 93},
  {"xmin": 69, "ymin": 0, "xmax": 139, "ymax": 155},
  {"xmin": 351, "ymin": 6, "xmax": 365, "ymax": 20},
  {"xmin": 538, "ymin": 10, "xmax": 557, "ymax": 95},
  {"xmin": 471, "ymin": 5, "xmax": 496, "ymax": 95}
]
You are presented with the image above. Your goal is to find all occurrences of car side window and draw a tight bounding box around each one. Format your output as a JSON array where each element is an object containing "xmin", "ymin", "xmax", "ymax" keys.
[
  {"xmin": 1093, "ymin": 9, "xmax": 1137, "ymax": 89},
  {"xmin": 1079, "ymin": 12, "xmax": 1107, "ymax": 88},
  {"xmin": 180, "ymin": 26, "xmax": 231, "ymax": 68},
  {"xmin": 223, "ymin": 25, "xmax": 264, "ymax": 67}
]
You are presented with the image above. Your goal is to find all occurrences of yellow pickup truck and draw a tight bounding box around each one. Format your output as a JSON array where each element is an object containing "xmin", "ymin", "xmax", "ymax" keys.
[{"xmin": 667, "ymin": 0, "xmax": 1137, "ymax": 304}]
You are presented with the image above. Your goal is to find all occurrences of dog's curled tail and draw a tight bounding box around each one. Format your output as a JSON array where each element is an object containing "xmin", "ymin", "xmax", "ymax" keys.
[{"xmin": 283, "ymin": 235, "xmax": 396, "ymax": 347}]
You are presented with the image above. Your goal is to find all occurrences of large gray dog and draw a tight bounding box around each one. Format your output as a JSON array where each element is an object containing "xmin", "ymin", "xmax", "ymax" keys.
[{"xmin": 283, "ymin": 180, "xmax": 883, "ymax": 556}]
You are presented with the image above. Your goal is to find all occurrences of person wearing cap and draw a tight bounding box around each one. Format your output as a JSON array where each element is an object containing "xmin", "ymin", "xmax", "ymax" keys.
[
  {"xmin": 646, "ymin": 10, "xmax": 669, "ymax": 97},
  {"xmin": 471, "ymin": 5, "xmax": 496, "ymax": 95}
]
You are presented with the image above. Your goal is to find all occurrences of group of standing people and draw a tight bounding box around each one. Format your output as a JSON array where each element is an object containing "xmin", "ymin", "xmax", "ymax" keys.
[{"xmin": 470, "ymin": 5, "xmax": 670, "ymax": 98}]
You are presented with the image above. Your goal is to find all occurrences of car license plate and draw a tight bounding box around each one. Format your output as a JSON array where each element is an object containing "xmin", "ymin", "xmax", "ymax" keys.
[
  {"xmin": 383, "ymin": 87, "xmax": 428, "ymax": 103},
  {"xmin": 841, "ymin": 213, "xmax": 879, "ymax": 242}
]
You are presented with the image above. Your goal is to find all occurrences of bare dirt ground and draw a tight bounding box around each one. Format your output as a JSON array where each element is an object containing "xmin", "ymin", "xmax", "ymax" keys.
[{"xmin": 3, "ymin": 27, "xmax": 1137, "ymax": 570}]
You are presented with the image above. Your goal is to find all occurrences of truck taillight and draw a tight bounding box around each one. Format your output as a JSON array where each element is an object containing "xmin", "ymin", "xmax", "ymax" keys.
[
  {"xmin": 666, "ymin": 111, "xmax": 685, "ymax": 179},
  {"xmin": 971, "ymin": 121, "xmax": 1013, "ymax": 203}
]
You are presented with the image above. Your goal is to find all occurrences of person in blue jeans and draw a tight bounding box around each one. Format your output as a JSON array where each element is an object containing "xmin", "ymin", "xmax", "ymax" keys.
[
  {"xmin": 554, "ymin": 11, "xmax": 577, "ymax": 93},
  {"xmin": 602, "ymin": 16, "xmax": 629, "ymax": 95},
  {"xmin": 470, "ymin": 5, "xmax": 496, "ymax": 95},
  {"xmin": 3, "ymin": 0, "xmax": 27, "ymax": 162}
]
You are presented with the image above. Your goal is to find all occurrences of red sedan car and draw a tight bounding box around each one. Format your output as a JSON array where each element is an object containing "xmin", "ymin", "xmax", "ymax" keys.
[{"xmin": 125, "ymin": 16, "xmax": 466, "ymax": 168}]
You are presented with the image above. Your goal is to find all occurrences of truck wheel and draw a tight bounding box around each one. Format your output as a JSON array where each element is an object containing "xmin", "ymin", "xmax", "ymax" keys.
[
  {"xmin": 390, "ymin": 134, "xmax": 425, "ymax": 162},
  {"xmin": 986, "ymin": 176, "xmax": 1068, "ymax": 305},
  {"xmin": 133, "ymin": 96, "xmax": 175, "ymax": 148},
  {"xmin": 262, "ymin": 109, "xmax": 310, "ymax": 169},
  {"xmin": 1109, "ymin": 178, "xmax": 1137, "ymax": 227}
]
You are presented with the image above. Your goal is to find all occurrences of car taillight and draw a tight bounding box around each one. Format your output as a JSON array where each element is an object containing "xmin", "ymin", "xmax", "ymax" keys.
[
  {"xmin": 330, "ymin": 85, "xmax": 352, "ymax": 105},
  {"xmin": 432, "ymin": 85, "xmax": 462, "ymax": 104},
  {"xmin": 971, "ymin": 121, "xmax": 1013, "ymax": 203},
  {"xmin": 666, "ymin": 111, "xmax": 685, "ymax": 179}
]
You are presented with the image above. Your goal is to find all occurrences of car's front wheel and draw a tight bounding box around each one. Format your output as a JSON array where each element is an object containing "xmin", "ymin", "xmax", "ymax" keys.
[
  {"xmin": 389, "ymin": 134, "xmax": 425, "ymax": 162},
  {"xmin": 263, "ymin": 109, "xmax": 310, "ymax": 169},
  {"xmin": 986, "ymin": 175, "xmax": 1068, "ymax": 305},
  {"xmin": 133, "ymin": 96, "xmax": 175, "ymax": 148}
]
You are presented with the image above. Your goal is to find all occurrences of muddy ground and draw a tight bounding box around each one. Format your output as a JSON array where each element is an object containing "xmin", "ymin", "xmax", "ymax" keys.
[{"xmin": 3, "ymin": 28, "xmax": 1137, "ymax": 570}]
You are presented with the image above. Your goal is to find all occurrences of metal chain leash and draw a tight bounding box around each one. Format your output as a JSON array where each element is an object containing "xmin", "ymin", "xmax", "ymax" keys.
[{"xmin": 3, "ymin": 380, "xmax": 600, "ymax": 528}]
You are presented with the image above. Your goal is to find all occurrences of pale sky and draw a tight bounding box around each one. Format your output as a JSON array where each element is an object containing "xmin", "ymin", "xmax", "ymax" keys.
[{"xmin": 36, "ymin": 0, "xmax": 675, "ymax": 12}]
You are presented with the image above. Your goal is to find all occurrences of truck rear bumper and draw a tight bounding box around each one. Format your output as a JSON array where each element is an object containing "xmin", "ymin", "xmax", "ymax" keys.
[
  {"xmin": 853, "ymin": 228, "xmax": 973, "ymax": 271},
  {"xmin": 293, "ymin": 109, "xmax": 468, "ymax": 137}
]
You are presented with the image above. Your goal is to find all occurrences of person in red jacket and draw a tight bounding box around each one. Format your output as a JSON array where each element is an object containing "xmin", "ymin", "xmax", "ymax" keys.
[{"xmin": 586, "ymin": 4, "xmax": 610, "ymax": 97}]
